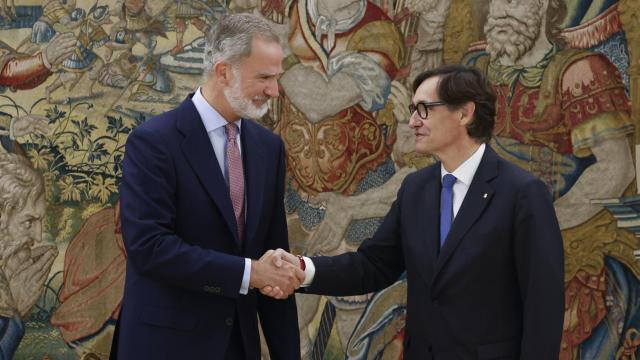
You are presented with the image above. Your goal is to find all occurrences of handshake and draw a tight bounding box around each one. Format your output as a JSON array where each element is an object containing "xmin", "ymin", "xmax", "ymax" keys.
[{"xmin": 249, "ymin": 249, "xmax": 305, "ymax": 300}]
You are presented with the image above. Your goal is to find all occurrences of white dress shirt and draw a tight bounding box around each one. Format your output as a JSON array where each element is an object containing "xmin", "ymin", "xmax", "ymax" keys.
[
  {"xmin": 441, "ymin": 143, "xmax": 486, "ymax": 218},
  {"xmin": 192, "ymin": 88, "xmax": 252, "ymax": 295},
  {"xmin": 301, "ymin": 143, "xmax": 487, "ymax": 287}
]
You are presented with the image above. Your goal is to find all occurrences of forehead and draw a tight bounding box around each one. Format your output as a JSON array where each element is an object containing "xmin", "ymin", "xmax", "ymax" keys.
[
  {"xmin": 489, "ymin": 0, "xmax": 544, "ymax": 10},
  {"xmin": 15, "ymin": 193, "xmax": 45, "ymax": 214},
  {"xmin": 412, "ymin": 76, "xmax": 440, "ymax": 103},
  {"xmin": 240, "ymin": 37, "xmax": 284, "ymax": 74}
]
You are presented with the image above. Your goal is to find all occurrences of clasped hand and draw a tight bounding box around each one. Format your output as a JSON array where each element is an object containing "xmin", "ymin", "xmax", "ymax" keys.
[{"xmin": 250, "ymin": 249, "xmax": 303, "ymax": 299}]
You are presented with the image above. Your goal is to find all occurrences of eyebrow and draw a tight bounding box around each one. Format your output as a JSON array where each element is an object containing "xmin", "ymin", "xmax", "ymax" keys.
[
  {"xmin": 18, "ymin": 212, "xmax": 41, "ymax": 219},
  {"xmin": 258, "ymin": 70, "xmax": 284, "ymax": 77}
]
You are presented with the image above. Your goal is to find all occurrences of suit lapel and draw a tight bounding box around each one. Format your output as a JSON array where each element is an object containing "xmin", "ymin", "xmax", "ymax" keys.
[
  {"xmin": 413, "ymin": 170, "xmax": 441, "ymax": 287},
  {"xmin": 176, "ymin": 96, "xmax": 240, "ymax": 246},
  {"xmin": 432, "ymin": 147, "xmax": 498, "ymax": 285},
  {"xmin": 240, "ymin": 120, "xmax": 266, "ymax": 253}
]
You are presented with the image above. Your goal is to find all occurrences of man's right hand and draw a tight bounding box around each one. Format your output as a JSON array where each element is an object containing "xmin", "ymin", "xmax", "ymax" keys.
[
  {"xmin": 5, "ymin": 245, "xmax": 58, "ymax": 317},
  {"xmin": 10, "ymin": 114, "xmax": 49, "ymax": 138},
  {"xmin": 44, "ymin": 32, "xmax": 76, "ymax": 68},
  {"xmin": 250, "ymin": 249, "xmax": 304, "ymax": 299}
]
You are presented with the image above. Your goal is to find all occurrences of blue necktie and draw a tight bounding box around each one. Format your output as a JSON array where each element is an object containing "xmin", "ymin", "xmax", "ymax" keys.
[{"xmin": 440, "ymin": 174, "xmax": 457, "ymax": 248}]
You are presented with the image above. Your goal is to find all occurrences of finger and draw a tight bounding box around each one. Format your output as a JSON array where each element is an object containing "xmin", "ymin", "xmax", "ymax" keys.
[
  {"xmin": 33, "ymin": 118, "xmax": 49, "ymax": 131},
  {"xmin": 32, "ymin": 247, "xmax": 57, "ymax": 270},
  {"xmin": 259, "ymin": 285, "xmax": 273, "ymax": 296},
  {"xmin": 272, "ymin": 288, "xmax": 284, "ymax": 299},
  {"xmin": 25, "ymin": 114, "xmax": 49, "ymax": 124},
  {"xmin": 55, "ymin": 38, "xmax": 78, "ymax": 51},
  {"xmin": 276, "ymin": 249, "xmax": 298, "ymax": 266},
  {"xmin": 294, "ymin": 267, "xmax": 305, "ymax": 284},
  {"xmin": 6, "ymin": 246, "xmax": 32, "ymax": 271},
  {"xmin": 34, "ymin": 264, "xmax": 51, "ymax": 285},
  {"xmin": 6, "ymin": 253, "xmax": 31, "ymax": 275},
  {"xmin": 30, "ymin": 244, "xmax": 55, "ymax": 258},
  {"xmin": 269, "ymin": 286, "xmax": 284, "ymax": 299},
  {"xmin": 56, "ymin": 32, "xmax": 76, "ymax": 41},
  {"xmin": 259, "ymin": 249, "xmax": 274, "ymax": 261},
  {"xmin": 272, "ymin": 248, "xmax": 286, "ymax": 267},
  {"xmin": 56, "ymin": 39, "xmax": 77, "ymax": 49},
  {"xmin": 34, "ymin": 123, "xmax": 50, "ymax": 136}
]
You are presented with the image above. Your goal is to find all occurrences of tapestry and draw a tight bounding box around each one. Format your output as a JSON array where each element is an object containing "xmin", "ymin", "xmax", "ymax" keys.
[{"xmin": 0, "ymin": 0, "xmax": 638, "ymax": 359}]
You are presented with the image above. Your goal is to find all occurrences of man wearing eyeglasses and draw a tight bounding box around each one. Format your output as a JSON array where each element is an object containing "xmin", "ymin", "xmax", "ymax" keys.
[{"xmin": 265, "ymin": 64, "xmax": 564, "ymax": 359}]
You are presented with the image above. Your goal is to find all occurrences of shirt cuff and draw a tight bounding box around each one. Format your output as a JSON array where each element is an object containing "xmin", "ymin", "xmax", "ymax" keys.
[
  {"xmin": 240, "ymin": 258, "xmax": 251, "ymax": 295},
  {"xmin": 301, "ymin": 256, "xmax": 315, "ymax": 287}
]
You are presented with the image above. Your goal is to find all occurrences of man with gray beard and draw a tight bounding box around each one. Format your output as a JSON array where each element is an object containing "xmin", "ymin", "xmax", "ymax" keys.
[
  {"xmin": 110, "ymin": 13, "xmax": 303, "ymax": 359},
  {"xmin": 0, "ymin": 153, "xmax": 58, "ymax": 358},
  {"xmin": 465, "ymin": 0, "xmax": 638, "ymax": 358}
]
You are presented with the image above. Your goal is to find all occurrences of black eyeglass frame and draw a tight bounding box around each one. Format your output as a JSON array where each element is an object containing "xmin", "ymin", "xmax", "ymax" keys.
[{"xmin": 408, "ymin": 101, "xmax": 448, "ymax": 119}]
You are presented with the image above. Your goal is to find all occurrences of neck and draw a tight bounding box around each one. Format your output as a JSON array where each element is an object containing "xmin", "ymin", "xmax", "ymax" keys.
[
  {"xmin": 439, "ymin": 140, "xmax": 482, "ymax": 173},
  {"xmin": 201, "ymin": 82, "xmax": 240, "ymax": 122}
]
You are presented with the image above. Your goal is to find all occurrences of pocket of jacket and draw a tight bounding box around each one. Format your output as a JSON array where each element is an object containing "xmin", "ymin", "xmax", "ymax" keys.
[
  {"xmin": 477, "ymin": 340, "xmax": 518, "ymax": 359},
  {"xmin": 139, "ymin": 306, "xmax": 198, "ymax": 331}
]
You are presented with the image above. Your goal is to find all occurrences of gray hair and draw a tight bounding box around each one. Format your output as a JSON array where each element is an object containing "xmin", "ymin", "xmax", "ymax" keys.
[
  {"xmin": 0, "ymin": 154, "xmax": 44, "ymax": 221},
  {"xmin": 202, "ymin": 13, "xmax": 280, "ymax": 80}
]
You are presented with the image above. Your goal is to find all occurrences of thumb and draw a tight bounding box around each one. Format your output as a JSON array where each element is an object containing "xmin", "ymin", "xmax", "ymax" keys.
[{"xmin": 273, "ymin": 248, "xmax": 287, "ymax": 267}]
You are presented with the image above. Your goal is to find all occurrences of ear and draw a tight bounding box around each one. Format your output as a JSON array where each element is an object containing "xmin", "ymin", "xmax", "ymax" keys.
[
  {"xmin": 459, "ymin": 101, "xmax": 476, "ymax": 126},
  {"xmin": 213, "ymin": 61, "xmax": 233, "ymax": 86}
]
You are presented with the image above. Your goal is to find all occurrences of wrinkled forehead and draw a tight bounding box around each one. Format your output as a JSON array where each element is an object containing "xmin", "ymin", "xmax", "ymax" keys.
[{"xmin": 7, "ymin": 190, "xmax": 45, "ymax": 214}]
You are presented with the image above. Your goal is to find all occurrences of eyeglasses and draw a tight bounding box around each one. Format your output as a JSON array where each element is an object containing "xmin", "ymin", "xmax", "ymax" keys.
[{"xmin": 408, "ymin": 101, "xmax": 447, "ymax": 119}]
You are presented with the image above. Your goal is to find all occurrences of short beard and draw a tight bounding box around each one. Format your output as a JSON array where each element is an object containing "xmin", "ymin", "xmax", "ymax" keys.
[
  {"xmin": 223, "ymin": 68, "xmax": 269, "ymax": 120},
  {"xmin": 485, "ymin": 3, "xmax": 543, "ymax": 64}
]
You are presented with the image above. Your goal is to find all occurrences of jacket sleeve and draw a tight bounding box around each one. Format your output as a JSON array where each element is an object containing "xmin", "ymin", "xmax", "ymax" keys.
[
  {"xmin": 120, "ymin": 126, "xmax": 245, "ymax": 298},
  {"xmin": 514, "ymin": 178, "xmax": 564, "ymax": 359},
  {"xmin": 306, "ymin": 183, "xmax": 406, "ymax": 296}
]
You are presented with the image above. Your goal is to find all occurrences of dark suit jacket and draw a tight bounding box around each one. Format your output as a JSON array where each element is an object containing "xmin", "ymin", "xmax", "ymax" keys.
[
  {"xmin": 111, "ymin": 96, "xmax": 300, "ymax": 359},
  {"xmin": 306, "ymin": 145, "xmax": 564, "ymax": 360}
]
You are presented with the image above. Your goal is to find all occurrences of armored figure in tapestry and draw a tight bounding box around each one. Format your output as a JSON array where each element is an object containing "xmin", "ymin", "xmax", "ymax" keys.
[
  {"xmin": 464, "ymin": 0, "xmax": 640, "ymax": 358},
  {"xmin": 276, "ymin": 0, "xmax": 404, "ymax": 195},
  {"xmin": 45, "ymin": 4, "xmax": 112, "ymax": 102}
]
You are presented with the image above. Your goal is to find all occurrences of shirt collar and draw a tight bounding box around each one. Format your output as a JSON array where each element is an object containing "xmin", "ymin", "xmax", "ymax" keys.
[
  {"xmin": 441, "ymin": 143, "xmax": 486, "ymax": 186},
  {"xmin": 192, "ymin": 87, "xmax": 242, "ymax": 133}
]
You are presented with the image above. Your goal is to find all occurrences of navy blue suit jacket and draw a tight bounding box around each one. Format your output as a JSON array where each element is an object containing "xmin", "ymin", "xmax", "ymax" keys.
[
  {"xmin": 112, "ymin": 96, "xmax": 300, "ymax": 359},
  {"xmin": 306, "ymin": 145, "xmax": 564, "ymax": 359}
]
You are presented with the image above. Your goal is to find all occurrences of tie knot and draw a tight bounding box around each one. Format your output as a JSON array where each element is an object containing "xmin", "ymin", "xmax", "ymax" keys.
[
  {"xmin": 224, "ymin": 122, "xmax": 238, "ymax": 141},
  {"xmin": 442, "ymin": 174, "xmax": 456, "ymax": 189}
]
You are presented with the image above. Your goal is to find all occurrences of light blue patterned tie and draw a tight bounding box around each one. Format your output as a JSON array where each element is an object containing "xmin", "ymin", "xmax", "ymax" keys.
[{"xmin": 440, "ymin": 174, "xmax": 457, "ymax": 248}]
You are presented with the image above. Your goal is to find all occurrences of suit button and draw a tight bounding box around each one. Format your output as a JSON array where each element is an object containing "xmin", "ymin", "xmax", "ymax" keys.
[{"xmin": 225, "ymin": 317, "xmax": 234, "ymax": 326}]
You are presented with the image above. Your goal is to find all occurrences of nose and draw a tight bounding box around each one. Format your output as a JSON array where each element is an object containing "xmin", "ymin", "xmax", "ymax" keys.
[
  {"xmin": 265, "ymin": 78, "xmax": 280, "ymax": 98},
  {"xmin": 30, "ymin": 221, "xmax": 43, "ymax": 245},
  {"xmin": 408, "ymin": 113, "xmax": 422, "ymax": 129}
]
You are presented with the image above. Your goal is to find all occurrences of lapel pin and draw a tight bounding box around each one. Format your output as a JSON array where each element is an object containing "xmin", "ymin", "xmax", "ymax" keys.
[{"xmin": 483, "ymin": 193, "xmax": 488, "ymax": 198}]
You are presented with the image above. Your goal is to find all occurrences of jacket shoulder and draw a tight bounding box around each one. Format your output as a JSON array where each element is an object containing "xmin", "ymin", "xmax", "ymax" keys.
[
  {"xmin": 494, "ymin": 154, "xmax": 545, "ymax": 189},
  {"xmin": 401, "ymin": 163, "xmax": 439, "ymax": 189}
]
